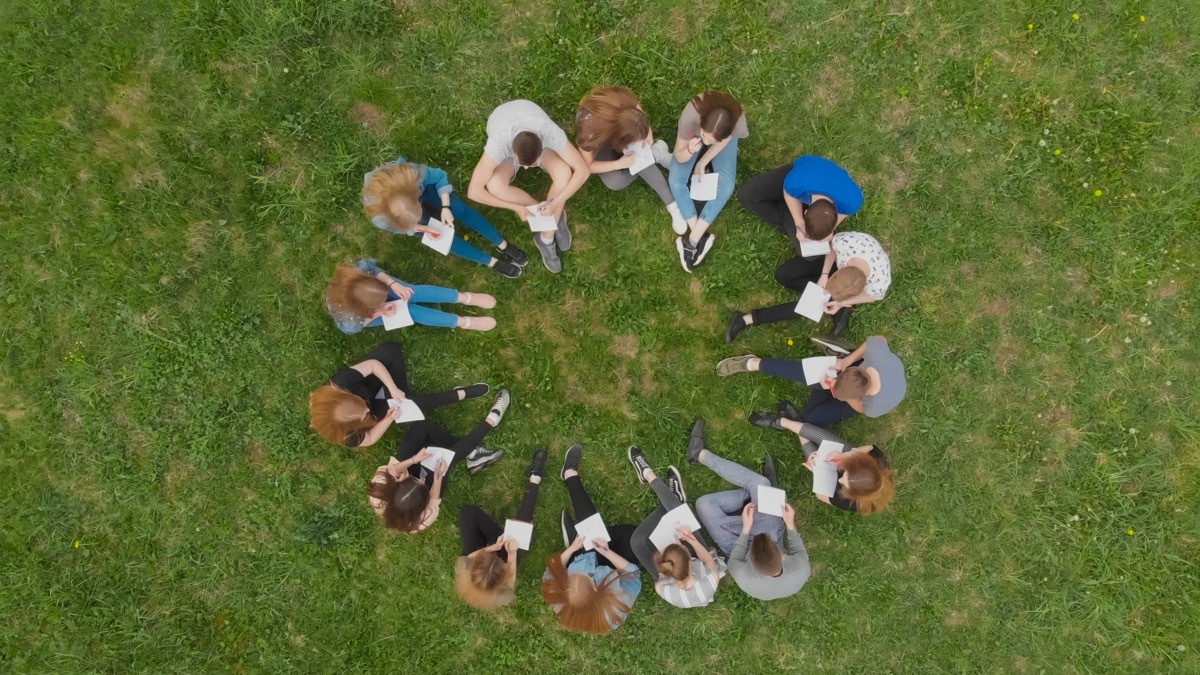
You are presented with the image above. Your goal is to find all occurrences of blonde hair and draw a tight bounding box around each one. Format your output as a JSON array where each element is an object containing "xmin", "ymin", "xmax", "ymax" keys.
[
  {"xmin": 652, "ymin": 543, "xmax": 692, "ymax": 582},
  {"xmin": 456, "ymin": 552, "xmax": 515, "ymax": 610},
  {"xmin": 362, "ymin": 163, "xmax": 424, "ymax": 233},
  {"xmin": 826, "ymin": 267, "xmax": 867, "ymax": 301},
  {"xmin": 309, "ymin": 384, "xmax": 373, "ymax": 446},
  {"xmin": 839, "ymin": 450, "xmax": 895, "ymax": 515},
  {"xmin": 833, "ymin": 367, "xmax": 870, "ymax": 401},
  {"xmin": 325, "ymin": 265, "xmax": 389, "ymax": 320},
  {"xmin": 541, "ymin": 555, "xmax": 633, "ymax": 634}
]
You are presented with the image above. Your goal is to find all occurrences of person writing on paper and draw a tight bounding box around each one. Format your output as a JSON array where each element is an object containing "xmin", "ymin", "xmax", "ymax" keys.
[
  {"xmin": 684, "ymin": 420, "xmax": 809, "ymax": 601},
  {"xmin": 574, "ymin": 87, "xmax": 686, "ymax": 234},
  {"xmin": 362, "ymin": 156, "xmax": 527, "ymax": 278},
  {"xmin": 726, "ymin": 231, "xmax": 891, "ymax": 342},
  {"xmin": 750, "ymin": 409, "xmax": 895, "ymax": 514},
  {"xmin": 542, "ymin": 444, "xmax": 642, "ymax": 634},
  {"xmin": 456, "ymin": 449, "xmax": 548, "ymax": 609},
  {"xmin": 717, "ymin": 335, "xmax": 907, "ymax": 428},
  {"xmin": 325, "ymin": 259, "xmax": 498, "ymax": 333},
  {"xmin": 667, "ymin": 91, "xmax": 748, "ymax": 272},
  {"xmin": 309, "ymin": 342, "xmax": 491, "ymax": 448},
  {"xmin": 468, "ymin": 100, "xmax": 590, "ymax": 274},
  {"xmin": 626, "ymin": 446, "xmax": 726, "ymax": 609},
  {"xmin": 367, "ymin": 389, "xmax": 512, "ymax": 533}
]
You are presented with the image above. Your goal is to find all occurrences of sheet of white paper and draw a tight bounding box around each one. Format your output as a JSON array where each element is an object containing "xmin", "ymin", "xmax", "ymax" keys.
[
  {"xmin": 626, "ymin": 142, "xmax": 654, "ymax": 175},
  {"xmin": 420, "ymin": 222, "xmax": 454, "ymax": 255},
  {"xmin": 381, "ymin": 300, "xmax": 414, "ymax": 330},
  {"xmin": 574, "ymin": 513, "xmax": 611, "ymax": 551},
  {"xmin": 811, "ymin": 441, "xmax": 843, "ymax": 497},
  {"xmin": 800, "ymin": 240, "xmax": 832, "ymax": 257},
  {"xmin": 794, "ymin": 282, "xmax": 832, "ymax": 322},
  {"xmin": 418, "ymin": 446, "xmax": 457, "ymax": 474},
  {"xmin": 503, "ymin": 519, "xmax": 534, "ymax": 550},
  {"xmin": 801, "ymin": 356, "xmax": 838, "ymax": 385},
  {"xmin": 755, "ymin": 485, "xmax": 787, "ymax": 517},
  {"xmin": 388, "ymin": 398, "xmax": 424, "ymax": 423},
  {"xmin": 526, "ymin": 204, "xmax": 558, "ymax": 232},
  {"xmin": 648, "ymin": 504, "xmax": 703, "ymax": 551},
  {"xmin": 689, "ymin": 173, "xmax": 719, "ymax": 201}
]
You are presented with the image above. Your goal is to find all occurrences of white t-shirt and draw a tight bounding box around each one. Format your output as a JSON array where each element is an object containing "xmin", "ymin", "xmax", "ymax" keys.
[
  {"xmin": 483, "ymin": 100, "xmax": 570, "ymax": 164},
  {"xmin": 832, "ymin": 231, "xmax": 892, "ymax": 300}
]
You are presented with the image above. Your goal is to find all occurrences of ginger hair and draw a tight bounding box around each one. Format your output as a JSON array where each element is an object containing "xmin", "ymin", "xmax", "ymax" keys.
[
  {"xmin": 839, "ymin": 449, "xmax": 895, "ymax": 515},
  {"xmin": 826, "ymin": 266, "xmax": 867, "ymax": 302},
  {"xmin": 652, "ymin": 543, "xmax": 692, "ymax": 583},
  {"xmin": 362, "ymin": 163, "xmax": 424, "ymax": 233},
  {"xmin": 832, "ymin": 367, "xmax": 870, "ymax": 401},
  {"xmin": 576, "ymin": 86, "xmax": 649, "ymax": 152},
  {"xmin": 692, "ymin": 91, "xmax": 743, "ymax": 141},
  {"xmin": 541, "ymin": 555, "xmax": 634, "ymax": 634},
  {"xmin": 457, "ymin": 551, "xmax": 514, "ymax": 611},
  {"xmin": 309, "ymin": 384, "xmax": 374, "ymax": 446},
  {"xmin": 325, "ymin": 265, "xmax": 389, "ymax": 320}
]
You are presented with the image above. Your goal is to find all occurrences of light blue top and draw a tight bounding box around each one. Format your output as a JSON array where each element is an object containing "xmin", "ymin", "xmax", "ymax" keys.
[
  {"xmin": 326, "ymin": 259, "xmax": 404, "ymax": 335},
  {"xmin": 362, "ymin": 156, "xmax": 452, "ymax": 233},
  {"xmin": 543, "ymin": 551, "xmax": 642, "ymax": 631}
]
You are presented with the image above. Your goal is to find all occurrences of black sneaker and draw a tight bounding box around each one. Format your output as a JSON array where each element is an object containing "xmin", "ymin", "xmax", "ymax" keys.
[
  {"xmin": 763, "ymin": 455, "xmax": 779, "ymax": 488},
  {"xmin": 526, "ymin": 448, "xmax": 548, "ymax": 479},
  {"xmin": 726, "ymin": 311, "xmax": 747, "ymax": 343},
  {"xmin": 665, "ymin": 466, "xmax": 686, "ymax": 502},
  {"xmin": 493, "ymin": 259, "xmax": 523, "ymax": 278},
  {"xmin": 832, "ymin": 306, "xmax": 853, "ymax": 338},
  {"xmin": 750, "ymin": 411, "xmax": 785, "ymax": 430},
  {"xmin": 460, "ymin": 383, "xmax": 490, "ymax": 399},
  {"xmin": 675, "ymin": 237, "xmax": 696, "ymax": 273},
  {"xmin": 467, "ymin": 447, "xmax": 505, "ymax": 474},
  {"xmin": 561, "ymin": 443, "xmax": 584, "ymax": 480},
  {"xmin": 690, "ymin": 232, "xmax": 716, "ymax": 267},
  {"xmin": 686, "ymin": 419, "xmax": 706, "ymax": 463},
  {"xmin": 560, "ymin": 510, "xmax": 572, "ymax": 546},
  {"xmin": 499, "ymin": 242, "xmax": 529, "ymax": 267},
  {"xmin": 627, "ymin": 446, "xmax": 652, "ymax": 484},
  {"xmin": 777, "ymin": 400, "xmax": 802, "ymax": 422}
]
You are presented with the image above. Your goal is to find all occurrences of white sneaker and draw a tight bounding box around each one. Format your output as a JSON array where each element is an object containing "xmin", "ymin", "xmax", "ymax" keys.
[
  {"xmin": 652, "ymin": 139, "xmax": 671, "ymax": 168},
  {"xmin": 668, "ymin": 204, "xmax": 687, "ymax": 235}
]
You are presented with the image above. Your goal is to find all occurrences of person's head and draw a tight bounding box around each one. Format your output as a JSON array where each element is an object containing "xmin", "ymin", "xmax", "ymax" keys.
[
  {"xmin": 749, "ymin": 533, "xmax": 783, "ymax": 576},
  {"xmin": 325, "ymin": 265, "xmax": 389, "ymax": 320},
  {"xmin": 366, "ymin": 472, "xmax": 430, "ymax": 532},
  {"xmin": 309, "ymin": 384, "xmax": 374, "ymax": 445},
  {"xmin": 512, "ymin": 131, "xmax": 543, "ymax": 168},
  {"xmin": 541, "ymin": 555, "xmax": 633, "ymax": 634},
  {"xmin": 457, "ymin": 551, "xmax": 512, "ymax": 610},
  {"xmin": 837, "ymin": 447, "xmax": 896, "ymax": 514},
  {"xmin": 576, "ymin": 86, "xmax": 649, "ymax": 152},
  {"xmin": 361, "ymin": 163, "xmax": 423, "ymax": 232},
  {"xmin": 802, "ymin": 198, "xmax": 838, "ymax": 240},
  {"xmin": 826, "ymin": 266, "xmax": 867, "ymax": 302},
  {"xmin": 692, "ymin": 91, "xmax": 743, "ymax": 145},
  {"xmin": 652, "ymin": 544, "xmax": 693, "ymax": 583},
  {"xmin": 832, "ymin": 366, "xmax": 870, "ymax": 401}
]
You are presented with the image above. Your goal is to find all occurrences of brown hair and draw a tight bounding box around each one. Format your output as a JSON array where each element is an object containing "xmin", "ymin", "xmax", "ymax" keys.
[
  {"xmin": 652, "ymin": 543, "xmax": 692, "ymax": 582},
  {"xmin": 513, "ymin": 131, "xmax": 543, "ymax": 166},
  {"xmin": 362, "ymin": 163, "xmax": 424, "ymax": 233},
  {"xmin": 309, "ymin": 385, "xmax": 374, "ymax": 446},
  {"xmin": 541, "ymin": 555, "xmax": 634, "ymax": 634},
  {"xmin": 325, "ymin": 265, "xmax": 389, "ymax": 320},
  {"xmin": 692, "ymin": 91, "xmax": 743, "ymax": 141},
  {"xmin": 826, "ymin": 266, "xmax": 867, "ymax": 301},
  {"xmin": 839, "ymin": 449, "xmax": 895, "ymax": 515},
  {"xmin": 803, "ymin": 199, "xmax": 838, "ymax": 240},
  {"xmin": 576, "ymin": 86, "xmax": 649, "ymax": 152},
  {"xmin": 833, "ymin": 367, "xmax": 870, "ymax": 401},
  {"xmin": 366, "ymin": 473, "xmax": 430, "ymax": 532},
  {"xmin": 457, "ymin": 552, "xmax": 514, "ymax": 610},
  {"xmin": 749, "ymin": 534, "xmax": 783, "ymax": 576}
]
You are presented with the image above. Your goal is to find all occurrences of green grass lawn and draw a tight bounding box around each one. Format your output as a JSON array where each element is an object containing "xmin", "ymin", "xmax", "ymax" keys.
[{"xmin": 2, "ymin": 0, "xmax": 1199, "ymax": 672}]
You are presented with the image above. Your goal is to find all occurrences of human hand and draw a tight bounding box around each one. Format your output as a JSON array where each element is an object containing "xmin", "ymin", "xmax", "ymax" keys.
[
  {"xmin": 741, "ymin": 502, "xmax": 756, "ymax": 532},
  {"xmin": 592, "ymin": 539, "xmax": 611, "ymax": 555},
  {"xmin": 504, "ymin": 537, "xmax": 519, "ymax": 554},
  {"xmin": 833, "ymin": 358, "xmax": 849, "ymax": 372},
  {"xmin": 677, "ymin": 527, "xmax": 697, "ymax": 542},
  {"xmin": 440, "ymin": 207, "xmax": 454, "ymax": 227},
  {"xmin": 412, "ymin": 448, "xmax": 430, "ymax": 464},
  {"xmin": 514, "ymin": 207, "xmax": 530, "ymax": 222},
  {"xmin": 617, "ymin": 153, "xmax": 637, "ymax": 170},
  {"xmin": 687, "ymin": 137, "xmax": 702, "ymax": 154},
  {"xmin": 539, "ymin": 200, "xmax": 563, "ymax": 221},
  {"xmin": 569, "ymin": 535, "xmax": 585, "ymax": 552},
  {"xmin": 781, "ymin": 503, "xmax": 796, "ymax": 529},
  {"xmin": 393, "ymin": 284, "xmax": 413, "ymax": 302},
  {"xmin": 435, "ymin": 459, "xmax": 448, "ymax": 478},
  {"xmin": 804, "ymin": 453, "xmax": 817, "ymax": 472},
  {"xmin": 820, "ymin": 374, "xmax": 836, "ymax": 390},
  {"xmin": 824, "ymin": 300, "xmax": 842, "ymax": 315},
  {"xmin": 383, "ymin": 408, "xmax": 401, "ymax": 424}
]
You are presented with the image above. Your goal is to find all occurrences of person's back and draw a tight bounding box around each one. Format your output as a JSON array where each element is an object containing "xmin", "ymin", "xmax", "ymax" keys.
[{"xmin": 727, "ymin": 529, "xmax": 810, "ymax": 601}]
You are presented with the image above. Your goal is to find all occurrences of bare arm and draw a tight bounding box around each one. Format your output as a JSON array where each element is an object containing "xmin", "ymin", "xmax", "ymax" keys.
[
  {"xmin": 673, "ymin": 136, "xmax": 700, "ymax": 162},
  {"xmin": 784, "ymin": 192, "xmax": 808, "ymax": 240},
  {"xmin": 350, "ymin": 359, "xmax": 404, "ymax": 400},
  {"xmin": 356, "ymin": 411, "xmax": 398, "ymax": 448},
  {"xmin": 467, "ymin": 153, "xmax": 527, "ymax": 215},
  {"xmin": 693, "ymin": 542, "xmax": 719, "ymax": 577},
  {"xmin": 546, "ymin": 144, "xmax": 591, "ymax": 204},
  {"xmin": 695, "ymin": 137, "xmax": 732, "ymax": 172},
  {"xmin": 580, "ymin": 147, "xmax": 635, "ymax": 175}
]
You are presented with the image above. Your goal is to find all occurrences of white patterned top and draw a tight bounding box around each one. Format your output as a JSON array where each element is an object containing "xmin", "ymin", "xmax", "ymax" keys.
[{"xmin": 832, "ymin": 231, "xmax": 892, "ymax": 300}]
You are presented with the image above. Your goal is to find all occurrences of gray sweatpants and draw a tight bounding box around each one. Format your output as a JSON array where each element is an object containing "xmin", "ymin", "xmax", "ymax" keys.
[
  {"xmin": 593, "ymin": 145, "xmax": 675, "ymax": 207},
  {"xmin": 694, "ymin": 452, "xmax": 785, "ymax": 555}
]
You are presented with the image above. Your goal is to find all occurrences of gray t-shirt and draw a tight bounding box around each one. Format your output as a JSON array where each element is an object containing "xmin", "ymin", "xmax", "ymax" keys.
[
  {"xmin": 483, "ymin": 100, "xmax": 570, "ymax": 164},
  {"xmin": 676, "ymin": 94, "xmax": 750, "ymax": 141},
  {"xmin": 861, "ymin": 336, "xmax": 906, "ymax": 417}
]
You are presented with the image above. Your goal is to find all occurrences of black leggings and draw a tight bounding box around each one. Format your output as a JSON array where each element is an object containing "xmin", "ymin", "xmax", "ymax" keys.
[
  {"xmin": 395, "ymin": 419, "xmax": 494, "ymax": 497},
  {"xmin": 562, "ymin": 475, "xmax": 637, "ymax": 566},
  {"xmin": 738, "ymin": 164, "xmax": 797, "ymax": 237},
  {"xmin": 458, "ymin": 479, "xmax": 540, "ymax": 563},
  {"xmin": 364, "ymin": 342, "xmax": 469, "ymax": 418},
  {"xmin": 630, "ymin": 478, "xmax": 711, "ymax": 577}
]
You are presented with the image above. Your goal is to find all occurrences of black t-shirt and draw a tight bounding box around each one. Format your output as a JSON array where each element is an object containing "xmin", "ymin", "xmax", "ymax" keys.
[
  {"xmin": 328, "ymin": 366, "xmax": 389, "ymax": 447},
  {"xmin": 829, "ymin": 447, "xmax": 890, "ymax": 512}
]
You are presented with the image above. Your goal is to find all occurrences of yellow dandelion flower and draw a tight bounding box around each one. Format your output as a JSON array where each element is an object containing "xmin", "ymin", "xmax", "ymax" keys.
[
  {"xmin": 1127, "ymin": 529, "xmax": 1135, "ymax": 536},
  {"xmin": 463, "ymin": 234, "xmax": 469, "ymax": 241},
  {"xmin": 1027, "ymin": 23, "xmax": 1034, "ymax": 30},
  {"xmin": 1140, "ymin": 15, "xmax": 1146, "ymax": 22},
  {"xmin": 1054, "ymin": 149, "xmax": 1062, "ymax": 155},
  {"xmin": 787, "ymin": 339, "xmax": 794, "ymax": 346},
  {"xmin": 74, "ymin": 540, "xmax": 80, "ymax": 549},
  {"xmin": 1072, "ymin": 13, "xmax": 1080, "ymax": 20},
  {"xmin": 1094, "ymin": 189, "xmax": 1103, "ymax": 197}
]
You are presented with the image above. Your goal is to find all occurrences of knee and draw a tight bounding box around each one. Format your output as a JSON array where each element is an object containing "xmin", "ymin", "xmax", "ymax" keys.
[
  {"xmin": 458, "ymin": 504, "xmax": 482, "ymax": 528},
  {"xmin": 598, "ymin": 171, "xmax": 623, "ymax": 191}
]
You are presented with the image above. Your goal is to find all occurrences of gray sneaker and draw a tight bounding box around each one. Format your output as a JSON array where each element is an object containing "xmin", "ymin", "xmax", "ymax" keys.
[
  {"xmin": 554, "ymin": 212, "xmax": 572, "ymax": 251},
  {"xmin": 535, "ymin": 234, "xmax": 562, "ymax": 273},
  {"xmin": 466, "ymin": 447, "xmax": 505, "ymax": 474}
]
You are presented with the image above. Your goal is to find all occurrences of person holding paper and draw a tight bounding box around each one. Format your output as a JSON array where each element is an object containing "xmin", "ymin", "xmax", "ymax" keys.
[
  {"xmin": 542, "ymin": 444, "xmax": 642, "ymax": 634},
  {"xmin": 324, "ymin": 260, "xmax": 497, "ymax": 333},
  {"xmin": 685, "ymin": 420, "xmax": 810, "ymax": 601},
  {"xmin": 667, "ymin": 91, "xmax": 748, "ymax": 272},
  {"xmin": 574, "ymin": 87, "xmax": 686, "ymax": 234},
  {"xmin": 367, "ymin": 389, "xmax": 512, "ymax": 533},
  {"xmin": 455, "ymin": 449, "xmax": 548, "ymax": 610},
  {"xmin": 626, "ymin": 447, "xmax": 727, "ymax": 609},
  {"xmin": 717, "ymin": 335, "xmax": 907, "ymax": 427},
  {"xmin": 725, "ymin": 231, "xmax": 892, "ymax": 342},
  {"xmin": 309, "ymin": 342, "xmax": 493, "ymax": 448},
  {"xmin": 362, "ymin": 157, "xmax": 527, "ymax": 278},
  {"xmin": 750, "ymin": 411, "xmax": 895, "ymax": 514},
  {"xmin": 468, "ymin": 100, "xmax": 590, "ymax": 274}
]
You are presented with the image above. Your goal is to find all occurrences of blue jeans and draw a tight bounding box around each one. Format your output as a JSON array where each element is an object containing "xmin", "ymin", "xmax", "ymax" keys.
[
  {"xmin": 667, "ymin": 137, "xmax": 739, "ymax": 225},
  {"xmin": 416, "ymin": 186, "xmax": 505, "ymax": 266},
  {"xmin": 365, "ymin": 276, "xmax": 460, "ymax": 329},
  {"xmin": 694, "ymin": 451, "xmax": 784, "ymax": 555}
]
